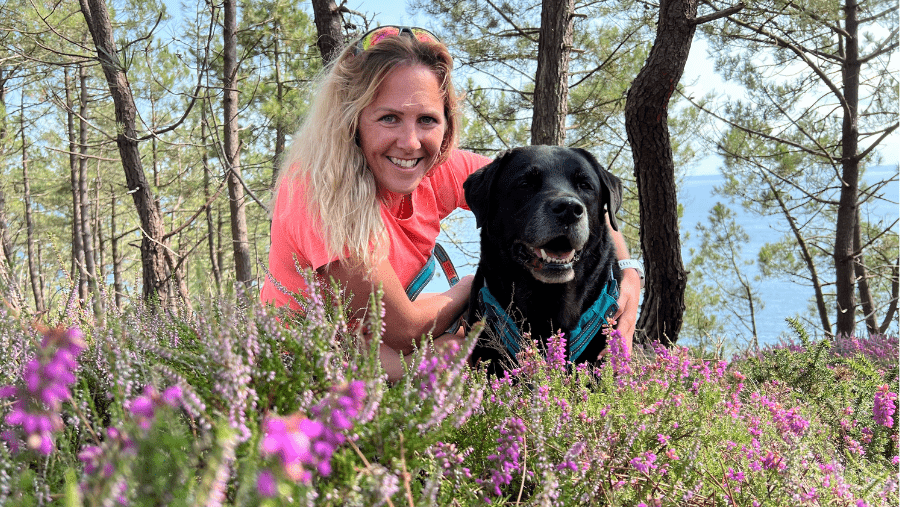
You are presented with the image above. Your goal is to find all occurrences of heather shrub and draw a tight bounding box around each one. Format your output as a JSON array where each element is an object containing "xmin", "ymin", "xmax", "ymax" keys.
[{"xmin": 0, "ymin": 284, "xmax": 896, "ymax": 506}]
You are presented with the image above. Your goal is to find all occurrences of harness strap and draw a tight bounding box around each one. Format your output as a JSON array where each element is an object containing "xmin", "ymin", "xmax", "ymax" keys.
[
  {"xmin": 477, "ymin": 267, "xmax": 619, "ymax": 363},
  {"xmin": 405, "ymin": 243, "xmax": 459, "ymax": 301},
  {"xmin": 478, "ymin": 285, "xmax": 522, "ymax": 356},
  {"xmin": 568, "ymin": 273, "xmax": 619, "ymax": 362},
  {"xmin": 433, "ymin": 243, "xmax": 459, "ymax": 286}
]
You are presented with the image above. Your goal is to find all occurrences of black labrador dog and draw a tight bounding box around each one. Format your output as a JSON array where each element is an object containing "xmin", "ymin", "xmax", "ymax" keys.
[{"xmin": 463, "ymin": 145, "xmax": 623, "ymax": 376}]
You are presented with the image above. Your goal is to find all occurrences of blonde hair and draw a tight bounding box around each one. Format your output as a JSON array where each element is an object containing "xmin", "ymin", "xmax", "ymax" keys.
[{"xmin": 273, "ymin": 33, "xmax": 460, "ymax": 272}]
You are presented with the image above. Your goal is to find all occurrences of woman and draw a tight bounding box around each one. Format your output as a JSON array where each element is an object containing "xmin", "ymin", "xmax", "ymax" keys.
[{"xmin": 261, "ymin": 26, "xmax": 641, "ymax": 381}]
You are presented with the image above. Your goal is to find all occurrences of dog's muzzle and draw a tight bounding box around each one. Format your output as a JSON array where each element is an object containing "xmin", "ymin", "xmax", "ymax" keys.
[{"xmin": 515, "ymin": 196, "xmax": 591, "ymax": 284}]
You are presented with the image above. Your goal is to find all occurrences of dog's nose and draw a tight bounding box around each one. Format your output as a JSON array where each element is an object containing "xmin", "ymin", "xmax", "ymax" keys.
[{"xmin": 550, "ymin": 196, "xmax": 584, "ymax": 224}]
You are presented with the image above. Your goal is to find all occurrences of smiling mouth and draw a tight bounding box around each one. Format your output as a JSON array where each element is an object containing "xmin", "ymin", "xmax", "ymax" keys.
[
  {"xmin": 389, "ymin": 156, "xmax": 421, "ymax": 168},
  {"xmin": 514, "ymin": 237, "xmax": 581, "ymax": 282}
]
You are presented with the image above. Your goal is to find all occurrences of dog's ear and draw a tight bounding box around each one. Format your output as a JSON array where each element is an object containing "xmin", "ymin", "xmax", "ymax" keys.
[
  {"xmin": 464, "ymin": 149, "xmax": 513, "ymax": 230},
  {"xmin": 573, "ymin": 148, "xmax": 622, "ymax": 231}
]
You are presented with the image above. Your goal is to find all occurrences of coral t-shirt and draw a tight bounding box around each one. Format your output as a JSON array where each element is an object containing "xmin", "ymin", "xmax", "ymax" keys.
[{"xmin": 260, "ymin": 149, "xmax": 491, "ymax": 310}]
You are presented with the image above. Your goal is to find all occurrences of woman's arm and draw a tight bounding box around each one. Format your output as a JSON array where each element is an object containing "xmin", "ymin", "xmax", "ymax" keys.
[
  {"xmin": 609, "ymin": 219, "xmax": 640, "ymax": 353},
  {"xmin": 322, "ymin": 256, "xmax": 474, "ymax": 355}
]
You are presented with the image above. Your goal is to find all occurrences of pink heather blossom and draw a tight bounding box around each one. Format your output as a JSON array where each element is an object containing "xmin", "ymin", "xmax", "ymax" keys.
[
  {"xmin": 161, "ymin": 386, "xmax": 183, "ymax": 407},
  {"xmin": 128, "ymin": 395, "xmax": 155, "ymax": 419},
  {"xmin": 428, "ymin": 441, "xmax": 472, "ymax": 479},
  {"xmin": 547, "ymin": 331, "xmax": 566, "ymax": 370},
  {"xmin": 260, "ymin": 380, "xmax": 366, "ymax": 484},
  {"xmin": 873, "ymin": 385, "xmax": 897, "ymax": 428},
  {"xmin": 630, "ymin": 451, "xmax": 658, "ymax": 474},
  {"xmin": 127, "ymin": 384, "xmax": 184, "ymax": 430},
  {"xmin": 726, "ymin": 468, "xmax": 745, "ymax": 483},
  {"xmin": 477, "ymin": 417, "xmax": 526, "ymax": 498},
  {"xmin": 0, "ymin": 326, "xmax": 84, "ymax": 455},
  {"xmin": 257, "ymin": 469, "xmax": 278, "ymax": 498},
  {"xmin": 605, "ymin": 329, "xmax": 632, "ymax": 377}
]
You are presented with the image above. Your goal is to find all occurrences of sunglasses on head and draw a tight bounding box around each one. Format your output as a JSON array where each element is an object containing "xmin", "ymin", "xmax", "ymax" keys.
[{"xmin": 353, "ymin": 26, "xmax": 442, "ymax": 55}]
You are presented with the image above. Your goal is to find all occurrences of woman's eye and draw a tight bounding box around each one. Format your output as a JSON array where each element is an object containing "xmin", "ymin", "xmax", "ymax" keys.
[
  {"xmin": 379, "ymin": 115, "xmax": 398, "ymax": 123},
  {"xmin": 419, "ymin": 116, "xmax": 439, "ymax": 125}
]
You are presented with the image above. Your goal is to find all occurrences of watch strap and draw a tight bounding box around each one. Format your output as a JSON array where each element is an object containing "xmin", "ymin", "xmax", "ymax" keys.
[{"xmin": 618, "ymin": 259, "xmax": 645, "ymax": 288}]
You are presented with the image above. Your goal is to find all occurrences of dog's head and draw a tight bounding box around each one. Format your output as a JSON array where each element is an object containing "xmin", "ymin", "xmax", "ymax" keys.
[{"xmin": 464, "ymin": 146, "xmax": 622, "ymax": 284}]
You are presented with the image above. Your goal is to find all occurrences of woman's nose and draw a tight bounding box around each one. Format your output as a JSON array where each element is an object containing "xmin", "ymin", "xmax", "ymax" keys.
[{"xmin": 396, "ymin": 122, "xmax": 421, "ymax": 151}]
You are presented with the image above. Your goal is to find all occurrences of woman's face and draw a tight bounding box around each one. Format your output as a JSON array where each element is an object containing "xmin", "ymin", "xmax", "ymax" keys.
[{"xmin": 358, "ymin": 64, "xmax": 447, "ymax": 196}]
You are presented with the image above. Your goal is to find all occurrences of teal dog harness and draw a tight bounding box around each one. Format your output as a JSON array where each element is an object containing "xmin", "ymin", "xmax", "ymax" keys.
[
  {"xmin": 405, "ymin": 243, "xmax": 459, "ymax": 300},
  {"xmin": 476, "ymin": 267, "xmax": 619, "ymax": 363}
]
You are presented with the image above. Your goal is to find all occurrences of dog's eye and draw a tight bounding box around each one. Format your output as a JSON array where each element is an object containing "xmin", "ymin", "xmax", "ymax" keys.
[
  {"xmin": 575, "ymin": 177, "xmax": 593, "ymax": 191},
  {"xmin": 515, "ymin": 169, "xmax": 542, "ymax": 189}
]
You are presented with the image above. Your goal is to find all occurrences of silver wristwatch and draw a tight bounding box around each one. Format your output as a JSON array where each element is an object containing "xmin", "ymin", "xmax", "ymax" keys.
[{"xmin": 618, "ymin": 259, "xmax": 645, "ymax": 288}]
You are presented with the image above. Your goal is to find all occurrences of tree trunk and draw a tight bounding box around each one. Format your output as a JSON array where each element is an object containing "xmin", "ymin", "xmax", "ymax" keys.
[
  {"xmin": 94, "ymin": 172, "xmax": 107, "ymax": 316},
  {"xmin": 110, "ymin": 189, "xmax": 123, "ymax": 310},
  {"xmin": 880, "ymin": 262, "xmax": 899, "ymax": 334},
  {"xmin": 0, "ymin": 185, "xmax": 18, "ymax": 303},
  {"xmin": 224, "ymin": 0, "xmax": 253, "ymax": 285},
  {"xmin": 766, "ymin": 178, "xmax": 832, "ymax": 334},
  {"xmin": 78, "ymin": 64, "xmax": 101, "ymax": 316},
  {"xmin": 833, "ymin": 0, "xmax": 861, "ymax": 337},
  {"xmin": 22, "ymin": 105, "xmax": 44, "ymax": 313},
  {"xmin": 310, "ymin": 0, "xmax": 344, "ymax": 65},
  {"xmin": 854, "ymin": 208, "xmax": 878, "ymax": 335},
  {"xmin": 624, "ymin": 0, "xmax": 697, "ymax": 346},
  {"xmin": 202, "ymin": 107, "xmax": 222, "ymax": 294},
  {"xmin": 0, "ymin": 69, "xmax": 22, "ymax": 308},
  {"xmin": 531, "ymin": 0, "xmax": 574, "ymax": 146},
  {"xmin": 80, "ymin": 0, "xmax": 172, "ymax": 306},
  {"xmin": 64, "ymin": 67, "xmax": 87, "ymax": 300},
  {"xmin": 272, "ymin": 23, "xmax": 286, "ymax": 185}
]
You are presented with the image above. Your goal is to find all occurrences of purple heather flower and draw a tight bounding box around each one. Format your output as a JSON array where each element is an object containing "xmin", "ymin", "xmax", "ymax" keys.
[
  {"xmin": 260, "ymin": 381, "xmax": 367, "ymax": 485},
  {"xmin": 606, "ymin": 329, "xmax": 632, "ymax": 376},
  {"xmin": 547, "ymin": 331, "xmax": 566, "ymax": 370},
  {"xmin": 630, "ymin": 451, "xmax": 658, "ymax": 474},
  {"xmin": 0, "ymin": 326, "xmax": 84, "ymax": 455},
  {"xmin": 126, "ymin": 384, "xmax": 185, "ymax": 431},
  {"xmin": 128, "ymin": 395, "xmax": 155, "ymax": 419},
  {"xmin": 725, "ymin": 468, "xmax": 745, "ymax": 483},
  {"xmin": 161, "ymin": 386, "xmax": 183, "ymax": 407},
  {"xmin": 78, "ymin": 445, "xmax": 104, "ymax": 475},
  {"xmin": 873, "ymin": 384, "xmax": 897, "ymax": 428},
  {"xmin": 257, "ymin": 469, "xmax": 278, "ymax": 498},
  {"xmin": 476, "ymin": 417, "xmax": 526, "ymax": 498},
  {"xmin": 429, "ymin": 441, "xmax": 473, "ymax": 479}
]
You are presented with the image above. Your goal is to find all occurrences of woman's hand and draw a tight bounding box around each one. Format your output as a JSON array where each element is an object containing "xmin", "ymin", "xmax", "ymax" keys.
[
  {"xmin": 612, "ymin": 268, "xmax": 640, "ymax": 354},
  {"xmin": 607, "ymin": 217, "xmax": 640, "ymax": 355},
  {"xmin": 322, "ymin": 258, "xmax": 473, "ymax": 355}
]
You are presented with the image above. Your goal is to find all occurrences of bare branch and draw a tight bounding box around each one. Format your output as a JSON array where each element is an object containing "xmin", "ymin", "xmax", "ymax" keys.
[
  {"xmin": 162, "ymin": 176, "xmax": 228, "ymax": 240},
  {"xmin": 856, "ymin": 121, "xmax": 899, "ymax": 162},
  {"xmin": 484, "ymin": 0, "xmax": 538, "ymax": 43},
  {"xmin": 677, "ymin": 88, "xmax": 838, "ymax": 162},
  {"xmin": 692, "ymin": 2, "xmax": 745, "ymax": 25}
]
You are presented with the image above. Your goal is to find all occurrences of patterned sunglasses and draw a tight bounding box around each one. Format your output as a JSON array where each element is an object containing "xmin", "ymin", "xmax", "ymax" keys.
[{"xmin": 353, "ymin": 26, "xmax": 442, "ymax": 55}]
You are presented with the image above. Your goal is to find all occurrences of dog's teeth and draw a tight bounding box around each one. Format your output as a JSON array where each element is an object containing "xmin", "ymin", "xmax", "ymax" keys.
[{"xmin": 533, "ymin": 246, "xmax": 578, "ymax": 264}]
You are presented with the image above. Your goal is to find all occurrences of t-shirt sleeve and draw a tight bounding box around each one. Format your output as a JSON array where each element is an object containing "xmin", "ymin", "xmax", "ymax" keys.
[{"xmin": 431, "ymin": 149, "xmax": 493, "ymax": 216}]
